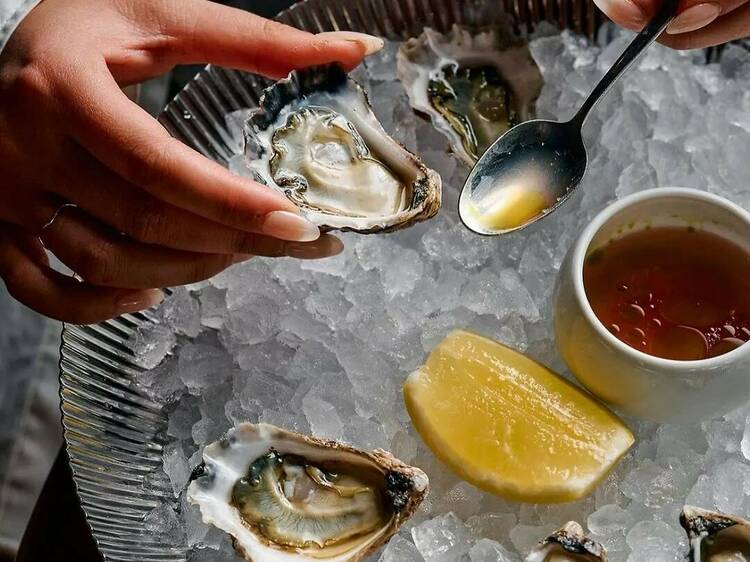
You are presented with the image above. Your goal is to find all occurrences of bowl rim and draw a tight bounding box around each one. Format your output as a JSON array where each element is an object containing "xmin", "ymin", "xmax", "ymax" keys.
[{"xmin": 571, "ymin": 186, "xmax": 750, "ymax": 371}]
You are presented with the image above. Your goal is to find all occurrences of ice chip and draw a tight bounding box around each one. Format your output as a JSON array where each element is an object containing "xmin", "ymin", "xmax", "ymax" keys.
[
  {"xmin": 177, "ymin": 343, "xmax": 233, "ymax": 393},
  {"xmin": 469, "ymin": 539, "xmax": 519, "ymax": 562},
  {"xmin": 365, "ymin": 39, "xmax": 401, "ymax": 82},
  {"xmin": 713, "ymin": 459, "xmax": 750, "ymax": 514},
  {"xmin": 625, "ymin": 520, "xmax": 685, "ymax": 562},
  {"xmin": 144, "ymin": 503, "xmax": 185, "ymax": 545},
  {"xmin": 132, "ymin": 324, "xmax": 176, "ymax": 369},
  {"xmin": 199, "ymin": 285, "xmax": 227, "ymax": 330},
  {"xmin": 379, "ymin": 534, "xmax": 424, "ymax": 562},
  {"xmin": 588, "ymin": 504, "xmax": 634, "ymax": 552},
  {"xmin": 302, "ymin": 393, "xmax": 346, "ymax": 441},
  {"xmin": 162, "ymin": 288, "xmax": 202, "ymax": 338},
  {"xmin": 412, "ymin": 513, "xmax": 472, "ymax": 562},
  {"xmin": 162, "ymin": 441, "xmax": 191, "ymax": 498}
]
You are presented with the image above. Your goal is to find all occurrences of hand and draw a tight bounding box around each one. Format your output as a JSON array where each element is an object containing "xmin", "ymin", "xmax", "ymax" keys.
[
  {"xmin": 595, "ymin": 0, "xmax": 750, "ymax": 48},
  {"xmin": 0, "ymin": 0, "xmax": 383, "ymax": 324}
]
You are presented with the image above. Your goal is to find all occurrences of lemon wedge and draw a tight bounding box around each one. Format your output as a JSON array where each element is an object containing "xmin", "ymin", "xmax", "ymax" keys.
[{"xmin": 403, "ymin": 330, "xmax": 634, "ymax": 503}]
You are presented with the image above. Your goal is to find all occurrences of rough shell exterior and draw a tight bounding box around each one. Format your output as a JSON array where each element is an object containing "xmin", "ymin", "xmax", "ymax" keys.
[
  {"xmin": 526, "ymin": 521, "xmax": 608, "ymax": 562},
  {"xmin": 681, "ymin": 505, "xmax": 750, "ymax": 562}
]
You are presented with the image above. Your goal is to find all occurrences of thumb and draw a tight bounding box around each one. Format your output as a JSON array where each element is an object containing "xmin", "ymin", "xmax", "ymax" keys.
[
  {"xmin": 144, "ymin": 0, "xmax": 384, "ymax": 78},
  {"xmin": 594, "ymin": 0, "xmax": 741, "ymax": 34}
]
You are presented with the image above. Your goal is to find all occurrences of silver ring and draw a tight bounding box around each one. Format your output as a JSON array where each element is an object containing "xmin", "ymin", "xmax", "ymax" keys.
[{"xmin": 41, "ymin": 203, "xmax": 78, "ymax": 232}]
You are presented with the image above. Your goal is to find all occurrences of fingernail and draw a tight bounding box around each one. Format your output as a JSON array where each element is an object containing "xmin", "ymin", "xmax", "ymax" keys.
[
  {"xmin": 232, "ymin": 254, "xmax": 253, "ymax": 264},
  {"xmin": 327, "ymin": 236, "xmax": 344, "ymax": 256},
  {"xmin": 592, "ymin": 0, "xmax": 647, "ymax": 29},
  {"xmin": 667, "ymin": 2, "xmax": 720, "ymax": 34},
  {"xmin": 117, "ymin": 289, "xmax": 164, "ymax": 313},
  {"xmin": 286, "ymin": 234, "xmax": 344, "ymax": 259},
  {"xmin": 317, "ymin": 31, "xmax": 385, "ymax": 56},
  {"xmin": 262, "ymin": 210, "xmax": 320, "ymax": 242}
]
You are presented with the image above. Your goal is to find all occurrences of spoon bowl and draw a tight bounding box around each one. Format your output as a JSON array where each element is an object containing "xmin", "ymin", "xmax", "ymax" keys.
[
  {"xmin": 458, "ymin": 0, "xmax": 678, "ymax": 235},
  {"xmin": 458, "ymin": 119, "xmax": 586, "ymax": 235}
]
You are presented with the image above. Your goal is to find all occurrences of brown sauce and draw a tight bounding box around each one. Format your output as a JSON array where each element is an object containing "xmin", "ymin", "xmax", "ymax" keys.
[{"xmin": 583, "ymin": 226, "xmax": 750, "ymax": 361}]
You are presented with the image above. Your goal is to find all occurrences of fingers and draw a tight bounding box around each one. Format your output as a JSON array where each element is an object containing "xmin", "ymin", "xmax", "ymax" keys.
[
  {"xmin": 666, "ymin": 2, "xmax": 722, "ymax": 34},
  {"xmin": 40, "ymin": 206, "xmax": 343, "ymax": 290},
  {"xmin": 0, "ymin": 188, "xmax": 62, "ymax": 231},
  {"xmin": 54, "ymin": 149, "xmax": 320, "ymax": 251},
  {"xmin": 660, "ymin": 1, "xmax": 750, "ymax": 48},
  {"xmin": 593, "ymin": 0, "xmax": 655, "ymax": 31},
  {"xmin": 40, "ymin": 206, "xmax": 240, "ymax": 289},
  {"xmin": 1, "ymin": 203, "xmax": 342, "ymax": 324},
  {"xmin": 593, "ymin": 0, "xmax": 748, "ymax": 36},
  {"xmin": 61, "ymin": 64, "xmax": 319, "ymax": 236},
  {"xmin": 127, "ymin": 1, "xmax": 383, "ymax": 79},
  {"xmin": 49, "ymin": 198, "xmax": 342, "ymax": 261},
  {"xmin": 0, "ymin": 224, "xmax": 163, "ymax": 324}
]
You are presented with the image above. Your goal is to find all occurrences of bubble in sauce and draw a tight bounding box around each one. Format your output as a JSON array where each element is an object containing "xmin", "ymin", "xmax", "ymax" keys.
[{"xmin": 584, "ymin": 226, "xmax": 750, "ymax": 361}]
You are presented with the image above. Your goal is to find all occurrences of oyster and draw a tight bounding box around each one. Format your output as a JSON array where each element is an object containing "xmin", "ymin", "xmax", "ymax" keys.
[
  {"xmin": 245, "ymin": 64, "xmax": 441, "ymax": 234},
  {"xmin": 187, "ymin": 423, "xmax": 429, "ymax": 562},
  {"xmin": 526, "ymin": 522, "xmax": 608, "ymax": 562},
  {"xmin": 681, "ymin": 506, "xmax": 750, "ymax": 561},
  {"xmin": 397, "ymin": 24, "xmax": 543, "ymax": 166}
]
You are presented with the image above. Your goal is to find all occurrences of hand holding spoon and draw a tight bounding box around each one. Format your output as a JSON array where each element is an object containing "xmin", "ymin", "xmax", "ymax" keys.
[{"xmin": 458, "ymin": 0, "xmax": 679, "ymax": 235}]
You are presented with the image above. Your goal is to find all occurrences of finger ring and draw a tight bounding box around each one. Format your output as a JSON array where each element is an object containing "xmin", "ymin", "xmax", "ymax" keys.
[{"xmin": 41, "ymin": 203, "xmax": 78, "ymax": 232}]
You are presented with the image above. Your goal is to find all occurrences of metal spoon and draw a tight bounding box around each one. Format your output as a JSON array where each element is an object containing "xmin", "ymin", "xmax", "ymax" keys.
[{"xmin": 458, "ymin": 0, "xmax": 679, "ymax": 236}]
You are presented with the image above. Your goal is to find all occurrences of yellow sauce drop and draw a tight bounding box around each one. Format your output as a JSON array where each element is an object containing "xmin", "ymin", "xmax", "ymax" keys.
[{"xmin": 465, "ymin": 175, "xmax": 553, "ymax": 232}]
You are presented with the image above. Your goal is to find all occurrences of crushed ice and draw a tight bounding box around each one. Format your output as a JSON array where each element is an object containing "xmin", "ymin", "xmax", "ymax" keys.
[{"xmin": 132, "ymin": 28, "xmax": 750, "ymax": 562}]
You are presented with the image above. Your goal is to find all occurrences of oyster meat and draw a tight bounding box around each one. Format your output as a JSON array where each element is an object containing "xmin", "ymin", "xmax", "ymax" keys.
[
  {"xmin": 526, "ymin": 522, "xmax": 608, "ymax": 562},
  {"xmin": 187, "ymin": 423, "xmax": 428, "ymax": 562},
  {"xmin": 681, "ymin": 506, "xmax": 750, "ymax": 561},
  {"xmin": 397, "ymin": 24, "xmax": 543, "ymax": 166},
  {"xmin": 245, "ymin": 64, "xmax": 441, "ymax": 234}
]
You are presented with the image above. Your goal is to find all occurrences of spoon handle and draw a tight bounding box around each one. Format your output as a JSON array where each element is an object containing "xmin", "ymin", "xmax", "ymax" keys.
[{"xmin": 571, "ymin": 0, "xmax": 679, "ymax": 127}]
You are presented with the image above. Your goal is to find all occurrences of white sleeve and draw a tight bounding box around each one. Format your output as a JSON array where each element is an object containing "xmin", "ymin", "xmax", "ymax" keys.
[{"xmin": 0, "ymin": 0, "xmax": 42, "ymax": 54}]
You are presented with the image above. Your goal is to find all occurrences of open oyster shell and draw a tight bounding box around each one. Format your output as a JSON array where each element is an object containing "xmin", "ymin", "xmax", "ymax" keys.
[
  {"xmin": 681, "ymin": 506, "xmax": 750, "ymax": 561},
  {"xmin": 244, "ymin": 64, "xmax": 442, "ymax": 234},
  {"xmin": 397, "ymin": 24, "xmax": 543, "ymax": 166},
  {"xmin": 526, "ymin": 522, "xmax": 608, "ymax": 562},
  {"xmin": 187, "ymin": 423, "xmax": 429, "ymax": 562}
]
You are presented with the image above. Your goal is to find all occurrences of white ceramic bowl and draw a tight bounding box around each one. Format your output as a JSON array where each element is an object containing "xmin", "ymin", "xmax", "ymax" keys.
[{"xmin": 554, "ymin": 188, "xmax": 750, "ymax": 423}]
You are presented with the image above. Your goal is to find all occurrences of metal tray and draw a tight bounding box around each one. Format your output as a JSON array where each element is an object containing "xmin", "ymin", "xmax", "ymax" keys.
[{"xmin": 57, "ymin": 1, "xmax": 725, "ymax": 560}]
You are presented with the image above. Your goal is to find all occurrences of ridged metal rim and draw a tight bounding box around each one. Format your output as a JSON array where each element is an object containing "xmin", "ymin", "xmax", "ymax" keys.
[{"xmin": 56, "ymin": 1, "xmax": 645, "ymax": 560}]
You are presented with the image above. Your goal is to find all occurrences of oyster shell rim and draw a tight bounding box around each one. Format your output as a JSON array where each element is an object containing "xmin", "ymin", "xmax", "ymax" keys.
[
  {"xmin": 680, "ymin": 505, "xmax": 745, "ymax": 540},
  {"xmin": 396, "ymin": 23, "xmax": 544, "ymax": 167},
  {"xmin": 681, "ymin": 505, "xmax": 750, "ymax": 562},
  {"xmin": 187, "ymin": 422, "xmax": 429, "ymax": 562},
  {"xmin": 526, "ymin": 521, "xmax": 609, "ymax": 562},
  {"xmin": 244, "ymin": 63, "xmax": 442, "ymax": 234}
]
